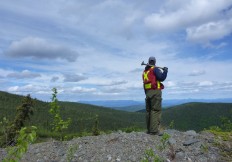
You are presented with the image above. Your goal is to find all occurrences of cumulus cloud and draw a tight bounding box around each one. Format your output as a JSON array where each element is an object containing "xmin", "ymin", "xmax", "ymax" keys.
[
  {"xmin": 144, "ymin": 0, "xmax": 232, "ymax": 45},
  {"xmin": 70, "ymin": 86, "xmax": 96, "ymax": 93},
  {"xmin": 8, "ymin": 84, "xmax": 36, "ymax": 92},
  {"xmin": 7, "ymin": 70, "xmax": 41, "ymax": 79},
  {"xmin": 189, "ymin": 70, "xmax": 206, "ymax": 76},
  {"xmin": 6, "ymin": 37, "xmax": 78, "ymax": 62},
  {"xmin": 166, "ymin": 81, "xmax": 176, "ymax": 88},
  {"xmin": 166, "ymin": 80, "xmax": 232, "ymax": 97},
  {"xmin": 1, "ymin": 1, "xmax": 232, "ymax": 101},
  {"xmin": 186, "ymin": 18, "xmax": 232, "ymax": 44},
  {"xmin": 63, "ymin": 74, "xmax": 87, "ymax": 82},
  {"xmin": 199, "ymin": 81, "xmax": 214, "ymax": 86},
  {"xmin": 144, "ymin": 0, "xmax": 232, "ymax": 32},
  {"xmin": 7, "ymin": 84, "xmax": 51, "ymax": 96}
]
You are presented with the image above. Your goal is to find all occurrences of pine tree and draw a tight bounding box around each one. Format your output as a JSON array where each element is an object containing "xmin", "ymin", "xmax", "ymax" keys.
[
  {"xmin": 92, "ymin": 115, "xmax": 100, "ymax": 136},
  {"xmin": 6, "ymin": 94, "xmax": 34, "ymax": 145}
]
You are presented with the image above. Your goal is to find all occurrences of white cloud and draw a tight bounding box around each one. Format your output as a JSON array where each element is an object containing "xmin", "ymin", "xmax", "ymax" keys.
[
  {"xmin": 165, "ymin": 80, "xmax": 232, "ymax": 98},
  {"xmin": 8, "ymin": 84, "xmax": 39, "ymax": 93},
  {"xmin": 166, "ymin": 81, "xmax": 176, "ymax": 88},
  {"xmin": 0, "ymin": 68, "xmax": 13, "ymax": 77},
  {"xmin": 70, "ymin": 86, "xmax": 97, "ymax": 93},
  {"xmin": 144, "ymin": 0, "xmax": 232, "ymax": 32},
  {"xmin": 7, "ymin": 86, "xmax": 19, "ymax": 92},
  {"xmin": 6, "ymin": 37, "xmax": 78, "ymax": 62},
  {"xmin": 189, "ymin": 70, "xmax": 206, "ymax": 76},
  {"xmin": 63, "ymin": 74, "xmax": 87, "ymax": 82},
  {"xmin": 186, "ymin": 18, "xmax": 232, "ymax": 43},
  {"xmin": 7, "ymin": 70, "xmax": 41, "ymax": 79},
  {"xmin": 199, "ymin": 81, "xmax": 213, "ymax": 86},
  {"xmin": 97, "ymin": 80, "xmax": 127, "ymax": 86},
  {"xmin": 1, "ymin": 1, "xmax": 232, "ymax": 101}
]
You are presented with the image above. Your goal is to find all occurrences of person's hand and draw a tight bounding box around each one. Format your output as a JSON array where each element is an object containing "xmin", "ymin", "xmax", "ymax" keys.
[{"xmin": 163, "ymin": 67, "xmax": 168, "ymax": 72}]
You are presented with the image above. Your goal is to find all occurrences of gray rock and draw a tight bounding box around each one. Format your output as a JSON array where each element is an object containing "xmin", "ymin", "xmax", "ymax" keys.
[
  {"xmin": 168, "ymin": 138, "xmax": 176, "ymax": 145},
  {"xmin": 185, "ymin": 130, "xmax": 197, "ymax": 136},
  {"xmin": 183, "ymin": 139, "xmax": 200, "ymax": 146},
  {"xmin": 0, "ymin": 130, "xmax": 226, "ymax": 162},
  {"xmin": 36, "ymin": 159, "xmax": 45, "ymax": 162},
  {"xmin": 107, "ymin": 154, "xmax": 112, "ymax": 161},
  {"xmin": 176, "ymin": 151, "xmax": 185, "ymax": 160}
]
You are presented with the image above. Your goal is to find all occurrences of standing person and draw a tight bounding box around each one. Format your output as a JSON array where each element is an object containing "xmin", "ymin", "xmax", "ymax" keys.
[{"xmin": 142, "ymin": 56, "xmax": 168, "ymax": 135}]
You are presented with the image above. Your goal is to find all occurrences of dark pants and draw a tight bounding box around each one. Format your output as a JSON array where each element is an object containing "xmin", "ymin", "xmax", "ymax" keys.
[{"xmin": 145, "ymin": 89, "xmax": 162, "ymax": 133}]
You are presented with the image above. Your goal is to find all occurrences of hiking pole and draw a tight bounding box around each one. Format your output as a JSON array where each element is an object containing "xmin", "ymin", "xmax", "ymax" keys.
[{"xmin": 141, "ymin": 61, "xmax": 166, "ymax": 70}]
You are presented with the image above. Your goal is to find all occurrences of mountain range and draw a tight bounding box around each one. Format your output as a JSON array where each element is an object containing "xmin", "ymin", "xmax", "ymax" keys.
[{"xmin": 80, "ymin": 98, "xmax": 232, "ymax": 112}]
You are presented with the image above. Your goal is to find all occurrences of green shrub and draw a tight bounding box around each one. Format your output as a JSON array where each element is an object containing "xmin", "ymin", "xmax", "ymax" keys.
[
  {"xmin": 157, "ymin": 133, "xmax": 171, "ymax": 151},
  {"xmin": 122, "ymin": 126, "xmax": 143, "ymax": 133},
  {"xmin": 141, "ymin": 148, "xmax": 165, "ymax": 162},
  {"xmin": 3, "ymin": 126, "xmax": 37, "ymax": 162},
  {"xmin": 66, "ymin": 144, "xmax": 79, "ymax": 162}
]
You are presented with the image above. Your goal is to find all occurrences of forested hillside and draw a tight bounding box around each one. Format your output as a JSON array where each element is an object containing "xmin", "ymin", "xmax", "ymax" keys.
[
  {"xmin": 161, "ymin": 102, "xmax": 232, "ymax": 132},
  {"xmin": 1, "ymin": 91, "xmax": 232, "ymax": 136},
  {"xmin": 0, "ymin": 91, "xmax": 145, "ymax": 138}
]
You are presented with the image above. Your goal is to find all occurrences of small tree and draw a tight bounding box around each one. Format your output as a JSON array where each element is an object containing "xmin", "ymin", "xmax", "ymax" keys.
[
  {"xmin": 220, "ymin": 117, "xmax": 232, "ymax": 131},
  {"xmin": 14, "ymin": 94, "xmax": 34, "ymax": 128},
  {"xmin": 92, "ymin": 115, "xmax": 100, "ymax": 136},
  {"xmin": 0, "ymin": 117, "xmax": 9, "ymax": 146},
  {"xmin": 49, "ymin": 88, "xmax": 71, "ymax": 140},
  {"xmin": 6, "ymin": 94, "xmax": 34, "ymax": 146},
  {"xmin": 3, "ymin": 126, "xmax": 37, "ymax": 162}
]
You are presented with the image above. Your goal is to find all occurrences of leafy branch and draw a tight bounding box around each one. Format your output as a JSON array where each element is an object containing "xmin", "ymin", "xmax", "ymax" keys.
[{"xmin": 3, "ymin": 126, "xmax": 37, "ymax": 162}]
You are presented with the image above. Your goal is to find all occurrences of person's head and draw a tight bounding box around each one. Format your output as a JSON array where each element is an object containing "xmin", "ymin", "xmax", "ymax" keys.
[{"xmin": 148, "ymin": 56, "xmax": 156, "ymax": 65}]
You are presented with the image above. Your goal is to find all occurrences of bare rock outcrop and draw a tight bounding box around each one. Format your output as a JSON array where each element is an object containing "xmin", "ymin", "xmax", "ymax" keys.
[{"xmin": 0, "ymin": 130, "xmax": 231, "ymax": 162}]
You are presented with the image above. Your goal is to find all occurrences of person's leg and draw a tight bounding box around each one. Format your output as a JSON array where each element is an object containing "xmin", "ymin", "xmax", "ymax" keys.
[
  {"xmin": 145, "ymin": 97, "xmax": 151, "ymax": 133},
  {"xmin": 150, "ymin": 90, "xmax": 162, "ymax": 133}
]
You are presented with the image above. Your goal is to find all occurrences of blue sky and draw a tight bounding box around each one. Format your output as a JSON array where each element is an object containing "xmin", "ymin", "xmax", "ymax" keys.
[{"xmin": 0, "ymin": 0, "xmax": 232, "ymax": 101}]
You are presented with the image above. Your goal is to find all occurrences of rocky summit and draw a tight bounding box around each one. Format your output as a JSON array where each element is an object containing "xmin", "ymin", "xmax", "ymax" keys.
[{"xmin": 0, "ymin": 130, "xmax": 231, "ymax": 162}]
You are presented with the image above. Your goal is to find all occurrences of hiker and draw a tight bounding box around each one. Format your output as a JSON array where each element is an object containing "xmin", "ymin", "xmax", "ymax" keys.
[{"xmin": 142, "ymin": 56, "xmax": 168, "ymax": 135}]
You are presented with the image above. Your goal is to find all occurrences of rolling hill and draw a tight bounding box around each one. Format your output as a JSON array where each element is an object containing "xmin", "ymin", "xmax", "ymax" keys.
[
  {"xmin": 0, "ymin": 91, "xmax": 146, "ymax": 136},
  {"xmin": 138, "ymin": 102, "xmax": 232, "ymax": 132},
  {"xmin": 1, "ymin": 91, "xmax": 232, "ymax": 135}
]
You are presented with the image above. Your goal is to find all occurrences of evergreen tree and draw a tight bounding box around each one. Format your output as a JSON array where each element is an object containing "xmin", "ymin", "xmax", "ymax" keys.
[
  {"xmin": 92, "ymin": 115, "xmax": 100, "ymax": 136},
  {"xmin": 6, "ymin": 94, "xmax": 34, "ymax": 145}
]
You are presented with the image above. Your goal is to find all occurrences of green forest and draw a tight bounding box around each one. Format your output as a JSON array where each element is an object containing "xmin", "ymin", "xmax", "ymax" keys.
[
  {"xmin": 0, "ymin": 91, "xmax": 145, "ymax": 139},
  {"xmin": 161, "ymin": 102, "xmax": 232, "ymax": 132},
  {"xmin": 1, "ymin": 90, "xmax": 232, "ymax": 143}
]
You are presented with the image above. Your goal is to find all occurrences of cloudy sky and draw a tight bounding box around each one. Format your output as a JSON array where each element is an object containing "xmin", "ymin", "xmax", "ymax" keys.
[{"xmin": 1, "ymin": 0, "xmax": 232, "ymax": 102}]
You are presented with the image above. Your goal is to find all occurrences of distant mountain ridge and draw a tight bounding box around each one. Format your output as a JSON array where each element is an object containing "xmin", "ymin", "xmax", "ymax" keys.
[
  {"xmin": 162, "ymin": 98, "xmax": 232, "ymax": 107},
  {"xmin": 79, "ymin": 98, "xmax": 232, "ymax": 112},
  {"xmin": 78, "ymin": 100, "xmax": 144, "ymax": 107}
]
